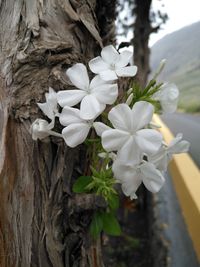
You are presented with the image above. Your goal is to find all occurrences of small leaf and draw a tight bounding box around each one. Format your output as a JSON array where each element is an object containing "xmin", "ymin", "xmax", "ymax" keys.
[
  {"xmin": 102, "ymin": 212, "xmax": 121, "ymax": 236},
  {"xmin": 108, "ymin": 194, "xmax": 119, "ymax": 211},
  {"xmin": 90, "ymin": 166, "xmax": 100, "ymax": 178},
  {"xmin": 72, "ymin": 176, "xmax": 92, "ymax": 193},
  {"xmin": 90, "ymin": 212, "xmax": 103, "ymax": 239}
]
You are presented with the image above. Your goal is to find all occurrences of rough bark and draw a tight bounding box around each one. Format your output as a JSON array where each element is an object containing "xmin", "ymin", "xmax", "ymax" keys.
[
  {"xmin": 133, "ymin": 0, "xmax": 152, "ymax": 87},
  {"xmin": 0, "ymin": 1, "xmax": 116, "ymax": 266}
]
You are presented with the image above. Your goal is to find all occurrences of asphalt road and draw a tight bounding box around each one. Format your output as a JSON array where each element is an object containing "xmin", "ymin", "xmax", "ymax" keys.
[
  {"xmin": 161, "ymin": 112, "xmax": 200, "ymax": 168},
  {"xmin": 156, "ymin": 112, "xmax": 200, "ymax": 266}
]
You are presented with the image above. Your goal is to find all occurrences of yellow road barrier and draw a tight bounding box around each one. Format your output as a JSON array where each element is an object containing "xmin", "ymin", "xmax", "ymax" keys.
[{"xmin": 153, "ymin": 115, "xmax": 200, "ymax": 262}]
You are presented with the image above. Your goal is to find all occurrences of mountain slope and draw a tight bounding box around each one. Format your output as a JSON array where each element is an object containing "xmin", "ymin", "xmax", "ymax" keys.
[{"xmin": 150, "ymin": 21, "xmax": 200, "ymax": 112}]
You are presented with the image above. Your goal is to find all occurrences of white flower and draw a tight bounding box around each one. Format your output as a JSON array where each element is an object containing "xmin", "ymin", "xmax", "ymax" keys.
[
  {"xmin": 59, "ymin": 106, "xmax": 99, "ymax": 147},
  {"xmin": 149, "ymin": 133, "xmax": 190, "ymax": 171},
  {"xmin": 99, "ymin": 101, "xmax": 163, "ymax": 165},
  {"xmin": 112, "ymin": 158, "xmax": 165, "ymax": 199},
  {"xmin": 30, "ymin": 119, "xmax": 62, "ymax": 140},
  {"xmin": 154, "ymin": 83, "xmax": 179, "ymax": 113},
  {"xmin": 57, "ymin": 63, "xmax": 118, "ymax": 120},
  {"xmin": 37, "ymin": 87, "xmax": 59, "ymax": 120},
  {"xmin": 89, "ymin": 45, "xmax": 137, "ymax": 81}
]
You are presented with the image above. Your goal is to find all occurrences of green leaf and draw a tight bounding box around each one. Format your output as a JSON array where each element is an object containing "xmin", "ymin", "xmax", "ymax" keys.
[
  {"xmin": 102, "ymin": 212, "xmax": 121, "ymax": 236},
  {"xmin": 90, "ymin": 166, "xmax": 100, "ymax": 178},
  {"xmin": 89, "ymin": 212, "xmax": 103, "ymax": 239},
  {"xmin": 108, "ymin": 193, "xmax": 119, "ymax": 210},
  {"xmin": 72, "ymin": 176, "xmax": 92, "ymax": 193}
]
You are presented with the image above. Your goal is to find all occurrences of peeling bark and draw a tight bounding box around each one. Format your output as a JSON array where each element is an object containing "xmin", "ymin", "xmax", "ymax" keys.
[{"xmin": 0, "ymin": 1, "xmax": 116, "ymax": 266}]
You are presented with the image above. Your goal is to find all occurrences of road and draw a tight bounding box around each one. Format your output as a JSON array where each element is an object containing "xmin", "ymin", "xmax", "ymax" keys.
[
  {"xmin": 161, "ymin": 112, "xmax": 200, "ymax": 168},
  {"xmin": 155, "ymin": 112, "xmax": 200, "ymax": 267}
]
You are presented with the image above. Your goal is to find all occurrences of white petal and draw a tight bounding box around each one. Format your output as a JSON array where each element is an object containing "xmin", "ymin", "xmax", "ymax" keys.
[
  {"xmin": 135, "ymin": 129, "xmax": 162, "ymax": 154},
  {"xmin": 161, "ymin": 99, "xmax": 178, "ymax": 113},
  {"xmin": 168, "ymin": 133, "xmax": 189, "ymax": 154},
  {"xmin": 158, "ymin": 83, "xmax": 179, "ymax": 113},
  {"xmin": 37, "ymin": 102, "xmax": 54, "ymax": 120},
  {"xmin": 131, "ymin": 101, "xmax": 154, "ymax": 130},
  {"xmin": 140, "ymin": 162, "xmax": 165, "ymax": 193},
  {"xmin": 80, "ymin": 95, "xmax": 105, "ymax": 120},
  {"xmin": 121, "ymin": 178, "xmax": 141, "ymax": 199},
  {"xmin": 93, "ymin": 122, "xmax": 111, "ymax": 136},
  {"xmin": 112, "ymin": 159, "xmax": 137, "ymax": 181},
  {"xmin": 115, "ymin": 50, "xmax": 133, "ymax": 68},
  {"xmin": 112, "ymin": 159, "xmax": 142, "ymax": 198},
  {"xmin": 108, "ymin": 103, "xmax": 132, "ymax": 131},
  {"xmin": 91, "ymin": 84, "xmax": 118, "ymax": 104},
  {"xmin": 101, "ymin": 45, "xmax": 120, "ymax": 64},
  {"xmin": 30, "ymin": 119, "xmax": 53, "ymax": 140},
  {"xmin": 117, "ymin": 136, "xmax": 141, "ymax": 166},
  {"xmin": 62, "ymin": 123, "xmax": 90, "ymax": 147},
  {"xmin": 155, "ymin": 155, "xmax": 169, "ymax": 172},
  {"xmin": 90, "ymin": 75, "xmax": 108, "ymax": 89},
  {"xmin": 89, "ymin": 57, "xmax": 109, "ymax": 74},
  {"xmin": 116, "ymin": 66, "xmax": 137, "ymax": 77},
  {"xmin": 59, "ymin": 106, "xmax": 83, "ymax": 126},
  {"xmin": 57, "ymin": 90, "xmax": 86, "ymax": 107},
  {"xmin": 46, "ymin": 87, "xmax": 57, "ymax": 104},
  {"xmin": 66, "ymin": 63, "xmax": 89, "ymax": 90},
  {"xmin": 169, "ymin": 140, "xmax": 190, "ymax": 154},
  {"xmin": 102, "ymin": 129, "xmax": 129, "ymax": 152},
  {"xmin": 99, "ymin": 69, "xmax": 118, "ymax": 81},
  {"xmin": 148, "ymin": 147, "xmax": 169, "ymax": 172},
  {"xmin": 160, "ymin": 83, "xmax": 179, "ymax": 100}
]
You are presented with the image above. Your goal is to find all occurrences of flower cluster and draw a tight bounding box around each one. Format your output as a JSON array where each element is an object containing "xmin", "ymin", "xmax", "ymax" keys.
[{"xmin": 31, "ymin": 45, "xmax": 189, "ymax": 202}]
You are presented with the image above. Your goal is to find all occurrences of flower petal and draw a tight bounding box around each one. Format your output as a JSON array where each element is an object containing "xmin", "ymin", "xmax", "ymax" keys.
[
  {"xmin": 102, "ymin": 129, "xmax": 129, "ymax": 152},
  {"xmin": 37, "ymin": 102, "xmax": 54, "ymax": 120},
  {"xmin": 117, "ymin": 136, "xmax": 142, "ymax": 166},
  {"xmin": 116, "ymin": 66, "xmax": 137, "ymax": 77},
  {"xmin": 169, "ymin": 140, "xmax": 190, "ymax": 154},
  {"xmin": 92, "ymin": 84, "xmax": 118, "ymax": 104},
  {"xmin": 108, "ymin": 103, "xmax": 133, "ymax": 131},
  {"xmin": 90, "ymin": 75, "xmax": 108, "ymax": 89},
  {"xmin": 30, "ymin": 119, "xmax": 53, "ymax": 140},
  {"xmin": 115, "ymin": 50, "xmax": 133, "ymax": 68},
  {"xmin": 99, "ymin": 69, "xmax": 118, "ymax": 81},
  {"xmin": 93, "ymin": 122, "xmax": 111, "ymax": 136},
  {"xmin": 101, "ymin": 45, "xmax": 120, "ymax": 64},
  {"xmin": 66, "ymin": 63, "xmax": 89, "ymax": 90},
  {"xmin": 135, "ymin": 129, "xmax": 162, "ymax": 154},
  {"xmin": 148, "ymin": 147, "xmax": 169, "ymax": 172},
  {"xmin": 156, "ymin": 83, "xmax": 179, "ymax": 113},
  {"xmin": 57, "ymin": 90, "xmax": 86, "ymax": 107},
  {"xmin": 121, "ymin": 178, "xmax": 141, "ymax": 200},
  {"xmin": 62, "ymin": 123, "xmax": 90, "ymax": 147},
  {"xmin": 112, "ymin": 159, "xmax": 137, "ymax": 180},
  {"xmin": 112, "ymin": 159, "xmax": 142, "ymax": 199},
  {"xmin": 161, "ymin": 99, "xmax": 178, "ymax": 113},
  {"xmin": 140, "ymin": 162, "xmax": 165, "ymax": 193},
  {"xmin": 80, "ymin": 95, "xmax": 105, "ymax": 120},
  {"xmin": 131, "ymin": 101, "xmax": 154, "ymax": 130},
  {"xmin": 59, "ymin": 106, "xmax": 83, "ymax": 126},
  {"xmin": 89, "ymin": 57, "xmax": 109, "ymax": 74}
]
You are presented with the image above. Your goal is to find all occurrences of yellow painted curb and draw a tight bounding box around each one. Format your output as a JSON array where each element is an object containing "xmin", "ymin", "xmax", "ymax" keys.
[{"xmin": 153, "ymin": 114, "xmax": 200, "ymax": 262}]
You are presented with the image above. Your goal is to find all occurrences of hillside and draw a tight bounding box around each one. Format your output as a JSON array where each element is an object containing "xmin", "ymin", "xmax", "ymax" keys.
[{"xmin": 150, "ymin": 21, "xmax": 200, "ymax": 112}]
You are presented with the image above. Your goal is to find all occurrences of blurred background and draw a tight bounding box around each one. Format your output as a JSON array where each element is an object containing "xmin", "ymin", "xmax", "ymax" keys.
[{"xmin": 117, "ymin": 0, "xmax": 200, "ymax": 113}]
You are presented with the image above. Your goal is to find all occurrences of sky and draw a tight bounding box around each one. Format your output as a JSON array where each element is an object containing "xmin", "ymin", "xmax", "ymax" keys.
[
  {"xmin": 150, "ymin": 0, "xmax": 200, "ymax": 46},
  {"xmin": 117, "ymin": 0, "xmax": 200, "ymax": 47}
]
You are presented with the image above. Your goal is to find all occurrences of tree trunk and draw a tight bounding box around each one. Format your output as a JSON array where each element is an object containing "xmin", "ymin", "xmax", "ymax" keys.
[
  {"xmin": 133, "ymin": 0, "xmax": 152, "ymax": 87},
  {"xmin": 0, "ymin": 1, "xmax": 116, "ymax": 266}
]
